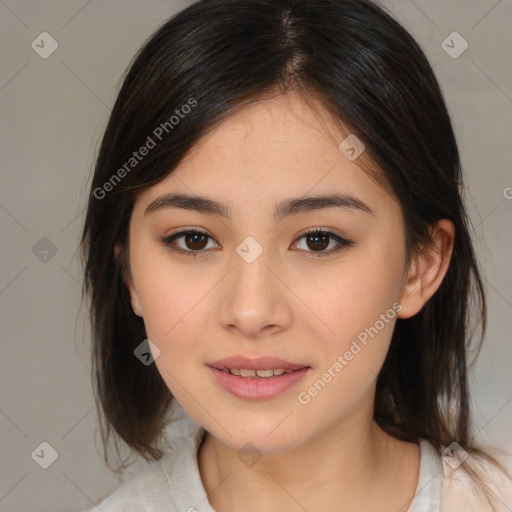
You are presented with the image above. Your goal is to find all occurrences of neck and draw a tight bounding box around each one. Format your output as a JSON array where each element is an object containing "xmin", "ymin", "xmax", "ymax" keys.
[{"xmin": 197, "ymin": 411, "xmax": 419, "ymax": 512}]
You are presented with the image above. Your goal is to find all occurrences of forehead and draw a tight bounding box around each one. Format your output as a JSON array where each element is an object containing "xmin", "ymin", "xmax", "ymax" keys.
[{"xmin": 134, "ymin": 92, "xmax": 395, "ymax": 215}]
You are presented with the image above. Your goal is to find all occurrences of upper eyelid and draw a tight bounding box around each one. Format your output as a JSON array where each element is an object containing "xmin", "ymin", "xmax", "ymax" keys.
[
  {"xmin": 165, "ymin": 227, "xmax": 344, "ymax": 240},
  {"xmin": 163, "ymin": 228, "xmax": 350, "ymax": 250}
]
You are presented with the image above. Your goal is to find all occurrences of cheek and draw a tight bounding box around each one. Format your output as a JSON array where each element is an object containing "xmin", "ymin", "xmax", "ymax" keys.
[
  {"xmin": 296, "ymin": 245, "xmax": 405, "ymax": 379},
  {"xmin": 294, "ymin": 272, "xmax": 401, "ymax": 426},
  {"xmin": 139, "ymin": 272, "xmax": 212, "ymax": 400},
  {"xmin": 131, "ymin": 252, "xmax": 213, "ymax": 356},
  {"xmin": 301, "ymin": 257, "xmax": 403, "ymax": 340}
]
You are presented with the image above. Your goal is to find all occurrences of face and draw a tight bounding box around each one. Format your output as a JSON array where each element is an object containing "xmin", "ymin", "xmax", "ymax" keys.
[{"xmin": 125, "ymin": 92, "xmax": 411, "ymax": 454}]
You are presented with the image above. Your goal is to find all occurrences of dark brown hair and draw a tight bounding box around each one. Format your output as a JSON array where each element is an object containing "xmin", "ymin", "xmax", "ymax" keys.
[{"xmin": 80, "ymin": 0, "xmax": 509, "ymax": 507}]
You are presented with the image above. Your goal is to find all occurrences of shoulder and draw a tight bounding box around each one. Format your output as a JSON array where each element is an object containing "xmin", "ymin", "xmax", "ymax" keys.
[
  {"xmin": 79, "ymin": 454, "xmax": 174, "ymax": 512},
  {"xmin": 80, "ymin": 401, "xmax": 206, "ymax": 512},
  {"xmin": 440, "ymin": 443, "xmax": 512, "ymax": 512}
]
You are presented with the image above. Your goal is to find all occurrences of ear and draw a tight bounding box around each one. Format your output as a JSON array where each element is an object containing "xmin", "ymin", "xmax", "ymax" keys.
[
  {"xmin": 114, "ymin": 243, "xmax": 143, "ymax": 318},
  {"xmin": 397, "ymin": 219, "xmax": 455, "ymax": 319}
]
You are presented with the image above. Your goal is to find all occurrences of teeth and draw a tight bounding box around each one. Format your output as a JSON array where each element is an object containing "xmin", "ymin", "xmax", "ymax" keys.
[
  {"xmin": 255, "ymin": 369, "xmax": 274, "ymax": 378},
  {"xmin": 226, "ymin": 368, "xmax": 292, "ymax": 378}
]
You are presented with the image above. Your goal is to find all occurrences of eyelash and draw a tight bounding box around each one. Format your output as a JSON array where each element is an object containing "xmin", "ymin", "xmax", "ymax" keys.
[{"xmin": 158, "ymin": 228, "xmax": 354, "ymax": 259}]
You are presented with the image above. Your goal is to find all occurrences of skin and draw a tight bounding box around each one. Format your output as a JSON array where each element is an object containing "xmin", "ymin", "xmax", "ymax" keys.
[{"xmin": 122, "ymin": 92, "xmax": 455, "ymax": 512}]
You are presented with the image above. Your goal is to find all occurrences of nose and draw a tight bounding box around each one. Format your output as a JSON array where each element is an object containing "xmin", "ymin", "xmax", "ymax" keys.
[{"xmin": 216, "ymin": 245, "xmax": 293, "ymax": 339}]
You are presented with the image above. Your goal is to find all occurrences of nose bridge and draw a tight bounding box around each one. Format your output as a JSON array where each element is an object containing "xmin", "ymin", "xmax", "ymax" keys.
[
  {"xmin": 217, "ymin": 235, "xmax": 291, "ymax": 335},
  {"xmin": 231, "ymin": 236, "xmax": 276, "ymax": 304}
]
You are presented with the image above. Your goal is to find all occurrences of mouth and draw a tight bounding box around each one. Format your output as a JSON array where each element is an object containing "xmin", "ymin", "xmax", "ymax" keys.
[
  {"xmin": 211, "ymin": 367, "xmax": 308, "ymax": 378},
  {"xmin": 207, "ymin": 361, "xmax": 312, "ymax": 400},
  {"xmin": 208, "ymin": 355, "xmax": 310, "ymax": 377}
]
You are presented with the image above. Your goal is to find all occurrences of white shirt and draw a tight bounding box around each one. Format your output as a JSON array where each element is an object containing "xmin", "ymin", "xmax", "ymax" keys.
[{"xmin": 81, "ymin": 402, "xmax": 512, "ymax": 512}]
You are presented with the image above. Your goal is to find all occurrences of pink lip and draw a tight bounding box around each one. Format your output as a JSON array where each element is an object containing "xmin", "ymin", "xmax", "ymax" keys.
[
  {"xmin": 207, "ymin": 356, "xmax": 311, "ymax": 400},
  {"xmin": 208, "ymin": 355, "xmax": 308, "ymax": 372}
]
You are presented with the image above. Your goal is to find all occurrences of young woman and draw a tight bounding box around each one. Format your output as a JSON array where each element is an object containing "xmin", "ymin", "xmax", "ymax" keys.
[{"xmin": 80, "ymin": 1, "xmax": 512, "ymax": 510}]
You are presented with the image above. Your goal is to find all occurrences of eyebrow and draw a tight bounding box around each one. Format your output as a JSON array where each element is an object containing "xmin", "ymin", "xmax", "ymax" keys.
[{"xmin": 144, "ymin": 192, "xmax": 373, "ymax": 219}]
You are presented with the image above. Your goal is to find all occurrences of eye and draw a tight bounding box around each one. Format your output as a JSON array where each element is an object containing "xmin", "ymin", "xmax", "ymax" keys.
[
  {"xmin": 158, "ymin": 227, "xmax": 354, "ymax": 259},
  {"xmin": 159, "ymin": 229, "xmax": 219, "ymax": 258},
  {"xmin": 292, "ymin": 228, "xmax": 354, "ymax": 257}
]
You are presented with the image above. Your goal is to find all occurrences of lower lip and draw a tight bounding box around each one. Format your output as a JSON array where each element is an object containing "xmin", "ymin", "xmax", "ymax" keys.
[{"xmin": 208, "ymin": 366, "xmax": 311, "ymax": 400}]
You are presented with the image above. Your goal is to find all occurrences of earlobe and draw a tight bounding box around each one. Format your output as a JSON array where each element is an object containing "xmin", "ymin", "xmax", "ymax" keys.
[
  {"xmin": 114, "ymin": 243, "xmax": 144, "ymax": 318},
  {"xmin": 397, "ymin": 219, "xmax": 455, "ymax": 319},
  {"xmin": 125, "ymin": 275, "xmax": 144, "ymax": 318}
]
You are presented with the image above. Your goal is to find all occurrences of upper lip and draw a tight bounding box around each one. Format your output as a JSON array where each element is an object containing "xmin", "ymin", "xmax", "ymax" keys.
[{"xmin": 208, "ymin": 356, "xmax": 309, "ymax": 371}]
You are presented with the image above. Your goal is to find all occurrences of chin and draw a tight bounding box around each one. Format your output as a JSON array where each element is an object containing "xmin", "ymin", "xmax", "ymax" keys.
[{"xmin": 214, "ymin": 424, "xmax": 306, "ymax": 454}]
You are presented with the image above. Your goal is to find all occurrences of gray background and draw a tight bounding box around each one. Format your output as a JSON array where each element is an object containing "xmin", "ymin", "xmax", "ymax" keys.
[{"xmin": 0, "ymin": 1, "xmax": 511, "ymax": 510}]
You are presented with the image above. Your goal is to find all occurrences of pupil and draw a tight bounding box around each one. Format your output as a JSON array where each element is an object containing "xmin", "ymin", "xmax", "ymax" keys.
[
  {"xmin": 187, "ymin": 233, "xmax": 207, "ymax": 250},
  {"xmin": 308, "ymin": 233, "xmax": 328, "ymax": 251}
]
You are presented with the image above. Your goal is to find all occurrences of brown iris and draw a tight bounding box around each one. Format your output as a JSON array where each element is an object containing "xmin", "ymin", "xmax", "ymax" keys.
[
  {"xmin": 185, "ymin": 232, "xmax": 208, "ymax": 250},
  {"xmin": 306, "ymin": 232, "xmax": 329, "ymax": 252}
]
